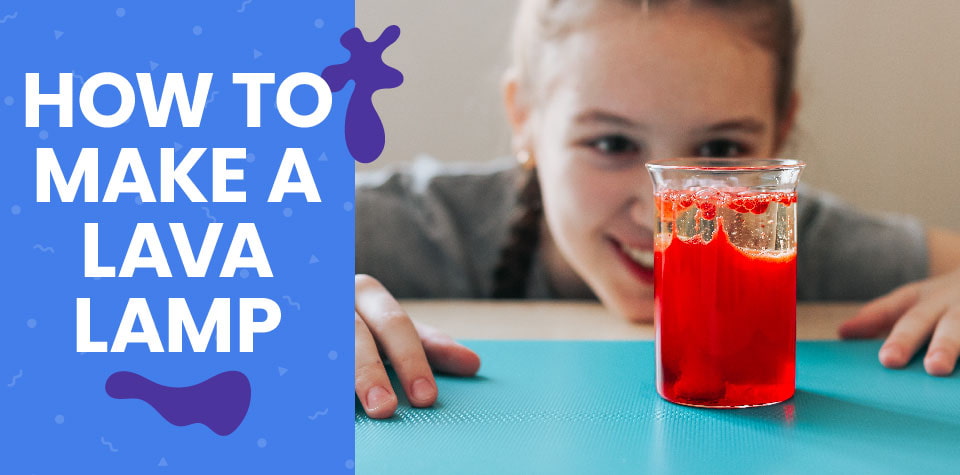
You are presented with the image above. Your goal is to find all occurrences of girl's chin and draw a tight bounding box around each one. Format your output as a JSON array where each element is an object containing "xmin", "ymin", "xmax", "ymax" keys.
[
  {"xmin": 622, "ymin": 310, "xmax": 655, "ymax": 324},
  {"xmin": 603, "ymin": 293, "xmax": 655, "ymax": 324},
  {"xmin": 586, "ymin": 272, "xmax": 655, "ymax": 322}
]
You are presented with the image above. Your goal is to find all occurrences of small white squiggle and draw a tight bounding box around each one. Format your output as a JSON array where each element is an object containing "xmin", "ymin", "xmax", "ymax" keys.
[
  {"xmin": 7, "ymin": 370, "xmax": 23, "ymax": 387},
  {"xmin": 308, "ymin": 408, "xmax": 329, "ymax": 420},
  {"xmin": 0, "ymin": 12, "xmax": 18, "ymax": 24},
  {"xmin": 33, "ymin": 244, "xmax": 55, "ymax": 253},
  {"xmin": 201, "ymin": 207, "xmax": 217, "ymax": 222},
  {"xmin": 72, "ymin": 70, "xmax": 85, "ymax": 83},
  {"xmin": 237, "ymin": 0, "xmax": 253, "ymax": 13},
  {"xmin": 100, "ymin": 436, "xmax": 119, "ymax": 452},
  {"xmin": 282, "ymin": 295, "xmax": 301, "ymax": 311},
  {"xmin": 205, "ymin": 90, "xmax": 220, "ymax": 105}
]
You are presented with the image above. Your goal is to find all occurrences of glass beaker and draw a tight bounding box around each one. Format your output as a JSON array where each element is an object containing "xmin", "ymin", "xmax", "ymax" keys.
[{"xmin": 645, "ymin": 158, "xmax": 804, "ymax": 408}]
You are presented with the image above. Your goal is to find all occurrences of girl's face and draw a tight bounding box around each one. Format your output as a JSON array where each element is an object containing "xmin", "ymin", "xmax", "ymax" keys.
[{"xmin": 508, "ymin": 6, "xmax": 791, "ymax": 322}]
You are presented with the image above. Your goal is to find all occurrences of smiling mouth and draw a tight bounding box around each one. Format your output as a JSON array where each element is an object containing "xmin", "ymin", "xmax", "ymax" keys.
[
  {"xmin": 608, "ymin": 236, "xmax": 656, "ymax": 285},
  {"xmin": 618, "ymin": 241, "xmax": 655, "ymax": 269}
]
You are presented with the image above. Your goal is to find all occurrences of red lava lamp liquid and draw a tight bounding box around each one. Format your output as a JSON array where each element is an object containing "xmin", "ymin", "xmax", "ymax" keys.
[{"xmin": 654, "ymin": 189, "xmax": 797, "ymax": 407}]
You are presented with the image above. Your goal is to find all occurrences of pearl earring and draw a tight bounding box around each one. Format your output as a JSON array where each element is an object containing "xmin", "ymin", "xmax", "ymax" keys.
[{"xmin": 517, "ymin": 149, "xmax": 534, "ymax": 170}]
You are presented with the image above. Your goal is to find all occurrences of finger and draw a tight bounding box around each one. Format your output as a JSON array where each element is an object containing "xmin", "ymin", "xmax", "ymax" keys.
[
  {"xmin": 878, "ymin": 301, "xmax": 945, "ymax": 368},
  {"xmin": 839, "ymin": 284, "xmax": 920, "ymax": 339},
  {"xmin": 355, "ymin": 312, "xmax": 398, "ymax": 419},
  {"xmin": 924, "ymin": 307, "xmax": 960, "ymax": 376},
  {"xmin": 355, "ymin": 275, "xmax": 437, "ymax": 408},
  {"xmin": 414, "ymin": 321, "xmax": 482, "ymax": 376}
]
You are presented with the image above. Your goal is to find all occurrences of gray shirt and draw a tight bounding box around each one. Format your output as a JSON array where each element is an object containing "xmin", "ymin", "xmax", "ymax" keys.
[{"xmin": 357, "ymin": 158, "xmax": 928, "ymax": 301}]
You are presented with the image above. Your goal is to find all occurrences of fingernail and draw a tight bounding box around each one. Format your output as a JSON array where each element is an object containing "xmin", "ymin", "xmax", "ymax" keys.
[
  {"xmin": 925, "ymin": 350, "xmax": 955, "ymax": 376},
  {"xmin": 879, "ymin": 345, "xmax": 902, "ymax": 366},
  {"xmin": 925, "ymin": 350, "xmax": 945, "ymax": 363},
  {"xmin": 411, "ymin": 378, "xmax": 435, "ymax": 403},
  {"xmin": 366, "ymin": 386, "xmax": 392, "ymax": 410}
]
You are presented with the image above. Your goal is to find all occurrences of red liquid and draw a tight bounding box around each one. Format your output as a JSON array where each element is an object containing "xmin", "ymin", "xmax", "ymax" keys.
[{"xmin": 654, "ymin": 208, "xmax": 796, "ymax": 407}]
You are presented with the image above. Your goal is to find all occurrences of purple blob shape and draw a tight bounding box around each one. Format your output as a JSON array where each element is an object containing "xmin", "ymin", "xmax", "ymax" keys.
[
  {"xmin": 322, "ymin": 25, "xmax": 404, "ymax": 163},
  {"xmin": 106, "ymin": 371, "xmax": 250, "ymax": 436}
]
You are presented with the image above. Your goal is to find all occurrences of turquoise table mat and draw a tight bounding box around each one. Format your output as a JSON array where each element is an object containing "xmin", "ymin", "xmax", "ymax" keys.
[{"xmin": 356, "ymin": 341, "xmax": 960, "ymax": 474}]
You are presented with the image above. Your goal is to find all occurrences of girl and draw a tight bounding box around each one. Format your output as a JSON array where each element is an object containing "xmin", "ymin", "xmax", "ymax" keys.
[{"xmin": 355, "ymin": 0, "xmax": 960, "ymax": 419}]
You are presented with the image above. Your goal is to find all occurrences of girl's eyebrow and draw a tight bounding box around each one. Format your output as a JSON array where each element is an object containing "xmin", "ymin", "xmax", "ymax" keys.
[
  {"xmin": 574, "ymin": 109, "xmax": 646, "ymax": 129},
  {"xmin": 573, "ymin": 111, "xmax": 766, "ymax": 135},
  {"xmin": 698, "ymin": 119, "xmax": 766, "ymax": 134}
]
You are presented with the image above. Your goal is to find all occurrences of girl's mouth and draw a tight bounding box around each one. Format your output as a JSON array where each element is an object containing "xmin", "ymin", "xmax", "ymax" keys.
[{"xmin": 608, "ymin": 237, "xmax": 656, "ymax": 284}]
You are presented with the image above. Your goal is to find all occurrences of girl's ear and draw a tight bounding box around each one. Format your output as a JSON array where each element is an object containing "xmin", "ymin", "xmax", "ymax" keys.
[
  {"xmin": 502, "ymin": 70, "xmax": 530, "ymax": 151},
  {"xmin": 775, "ymin": 91, "xmax": 800, "ymax": 153}
]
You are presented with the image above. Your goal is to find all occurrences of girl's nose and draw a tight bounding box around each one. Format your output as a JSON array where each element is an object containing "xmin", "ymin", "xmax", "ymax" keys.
[
  {"xmin": 630, "ymin": 167, "xmax": 655, "ymax": 225},
  {"xmin": 629, "ymin": 196, "xmax": 650, "ymax": 225}
]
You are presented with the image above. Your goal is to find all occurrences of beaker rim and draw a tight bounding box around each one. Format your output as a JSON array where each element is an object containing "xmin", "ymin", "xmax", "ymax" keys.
[{"xmin": 645, "ymin": 158, "xmax": 805, "ymax": 171}]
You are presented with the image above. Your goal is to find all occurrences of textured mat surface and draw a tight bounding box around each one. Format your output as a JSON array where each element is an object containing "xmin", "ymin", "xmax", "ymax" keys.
[{"xmin": 356, "ymin": 341, "xmax": 960, "ymax": 474}]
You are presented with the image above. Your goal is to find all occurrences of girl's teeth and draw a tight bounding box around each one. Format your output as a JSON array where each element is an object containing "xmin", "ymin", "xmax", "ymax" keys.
[{"xmin": 620, "ymin": 243, "xmax": 654, "ymax": 269}]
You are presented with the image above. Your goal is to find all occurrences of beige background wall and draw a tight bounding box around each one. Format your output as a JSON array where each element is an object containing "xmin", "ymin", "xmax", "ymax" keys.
[{"xmin": 359, "ymin": 0, "xmax": 960, "ymax": 231}]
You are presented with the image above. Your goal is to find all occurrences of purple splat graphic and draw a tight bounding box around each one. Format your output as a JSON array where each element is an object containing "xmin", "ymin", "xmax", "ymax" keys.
[
  {"xmin": 322, "ymin": 25, "xmax": 404, "ymax": 163},
  {"xmin": 105, "ymin": 371, "xmax": 251, "ymax": 436}
]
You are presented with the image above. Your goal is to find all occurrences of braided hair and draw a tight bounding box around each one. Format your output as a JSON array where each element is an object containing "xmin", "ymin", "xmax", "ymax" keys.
[{"xmin": 491, "ymin": 167, "xmax": 543, "ymax": 298}]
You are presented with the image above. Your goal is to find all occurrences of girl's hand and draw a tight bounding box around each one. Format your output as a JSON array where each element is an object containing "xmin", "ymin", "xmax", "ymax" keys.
[
  {"xmin": 355, "ymin": 274, "xmax": 481, "ymax": 419},
  {"xmin": 839, "ymin": 266, "xmax": 960, "ymax": 376}
]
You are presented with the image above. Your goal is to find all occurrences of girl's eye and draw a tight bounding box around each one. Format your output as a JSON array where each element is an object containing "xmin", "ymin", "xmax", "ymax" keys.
[
  {"xmin": 588, "ymin": 135, "xmax": 639, "ymax": 156},
  {"xmin": 696, "ymin": 139, "xmax": 748, "ymax": 158}
]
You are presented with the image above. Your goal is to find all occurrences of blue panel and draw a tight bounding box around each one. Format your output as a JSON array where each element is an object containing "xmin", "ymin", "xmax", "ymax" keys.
[{"xmin": 1, "ymin": 1, "xmax": 355, "ymax": 472}]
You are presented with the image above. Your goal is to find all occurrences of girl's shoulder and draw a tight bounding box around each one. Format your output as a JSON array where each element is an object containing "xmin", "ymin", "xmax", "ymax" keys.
[
  {"xmin": 796, "ymin": 184, "xmax": 929, "ymax": 300},
  {"xmin": 357, "ymin": 156, "xmax": 520, "ymax": 197},
  {"xmin": 355, "ymin": 157, "xmax": 522, "ymax": 298}
]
